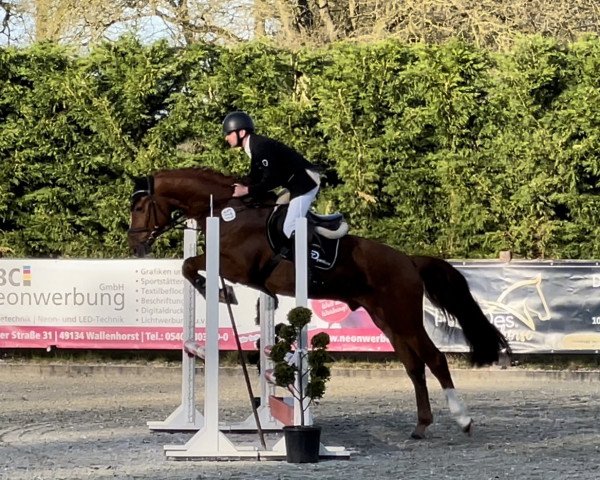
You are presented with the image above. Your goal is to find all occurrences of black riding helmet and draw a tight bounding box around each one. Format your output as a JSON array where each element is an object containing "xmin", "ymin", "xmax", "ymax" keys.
[{"xmin": 223, "ymin": 111, "xmax": 255, "ymax": 135}]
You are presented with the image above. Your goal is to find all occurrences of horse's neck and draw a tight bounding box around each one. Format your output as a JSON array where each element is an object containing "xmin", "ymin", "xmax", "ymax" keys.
[{"xmin": 157, "ymin": 173, "xmax": 231, "ymax": 216}]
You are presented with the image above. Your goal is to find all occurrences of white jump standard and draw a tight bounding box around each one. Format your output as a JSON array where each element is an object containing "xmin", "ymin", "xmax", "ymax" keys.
[
  {"xmin": 153, "ymin": 215, "xmax": 349, "ymax": 460},
  {"xmin": 147, "ymin": 219, "xmax": 203, "ymax": 432},
  {"xmin": 147, "ymin": 219, "xmax": 280, "ymax": 435}
]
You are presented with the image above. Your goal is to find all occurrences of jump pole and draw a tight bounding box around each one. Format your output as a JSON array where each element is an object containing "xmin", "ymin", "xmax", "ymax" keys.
[
  {"xmin": 164, "ymin": 215, "xmax": 288, "ymax": 459},
  {"xmin": 147, "ymin": 219, "xmax": 204, "ymax": 432},
  {"xmin": 294, "ymin": 217, "xmax": 311, "ymax": 426},
  {"xmin": 152, "ymin": 216, "xmax": 347, "ymax": 459},
  {"xmin": 223, "ymin": 292, "xmax": 284, "ymax": 432},
  {"xmin": 267, "ymin": 218, "xmax": 311, "ymax": 428},
  {"xmin": 264, "ymin": 218, "xmax": 312, "ymax": 427},
  {"xmin": 148, "ymin": 219, "xmax": 280, "ymax": 434},
  {"xmin": 263, "ymin": 218, "xmax": 312, "ymax": 427},
  {"xmin": 164, "ymin": 216, "xmax": 240, "ymax": 458}
]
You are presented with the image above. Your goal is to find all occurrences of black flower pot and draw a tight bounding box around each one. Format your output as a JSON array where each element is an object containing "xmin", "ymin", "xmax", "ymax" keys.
[{"xmin": 283, "ymin": 425, "xmax": 322, "ymax": 463}]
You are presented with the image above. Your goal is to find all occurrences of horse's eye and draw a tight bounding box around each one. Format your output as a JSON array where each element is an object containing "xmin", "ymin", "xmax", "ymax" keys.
[{"xmin": 134, "ymin": 206, "xmax": 144, "ymax": 212}]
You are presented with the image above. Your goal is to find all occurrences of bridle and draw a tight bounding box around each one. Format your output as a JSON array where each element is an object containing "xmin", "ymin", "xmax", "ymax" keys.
[
  {"xmin": 127, "ymin": 175, "xmax": 278, "ymax": 249},
  {"xmin": 127, "ymin": 176, "xmax": 186, "ymax": 245}
]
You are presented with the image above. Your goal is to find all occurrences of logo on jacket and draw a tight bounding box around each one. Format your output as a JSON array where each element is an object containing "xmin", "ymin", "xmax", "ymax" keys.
[{"xmin": 262, "ymin": 159, "xmax": 269, "ymax": 167}]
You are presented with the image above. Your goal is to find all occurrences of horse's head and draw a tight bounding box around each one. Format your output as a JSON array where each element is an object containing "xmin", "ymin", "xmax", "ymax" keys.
[
  {"xmin": 127, "ymin": 176, "xmax": 178, "ymax": 257},
  {"xmin": 127, "ymin": 168, "xmax": 238, "ymax": 257}
]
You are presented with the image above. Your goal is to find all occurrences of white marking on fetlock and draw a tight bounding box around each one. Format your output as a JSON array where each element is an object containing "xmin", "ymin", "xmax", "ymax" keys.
[{"xmin": 444, "ymin": 388, "xmax": 472, "ymax": 430}]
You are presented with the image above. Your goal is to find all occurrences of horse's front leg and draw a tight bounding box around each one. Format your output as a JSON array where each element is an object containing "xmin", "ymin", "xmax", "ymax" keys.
[
  {"xmin": 182, "ymin": 255, "xmax": 237, "ymax": 304},
  {"xmin": 182, "ymin": 254, "xmax": 206, "ymax": 293}
]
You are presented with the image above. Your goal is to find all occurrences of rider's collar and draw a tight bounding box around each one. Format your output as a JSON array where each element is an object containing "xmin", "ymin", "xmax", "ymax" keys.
[{"xmin": 243, "ymin": 134, "xmax": 252, "ymax": 158}]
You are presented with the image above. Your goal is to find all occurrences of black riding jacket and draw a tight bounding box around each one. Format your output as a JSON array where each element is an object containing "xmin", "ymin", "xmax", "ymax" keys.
[{"xmin": 245, "ymin": 134, "xmax": 318, "ymax": 199}]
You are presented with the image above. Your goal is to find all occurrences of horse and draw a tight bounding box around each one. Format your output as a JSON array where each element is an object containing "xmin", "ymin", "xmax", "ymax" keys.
[{"xmin": 127, "ymin": 167, "xmax": 510, "ymax": 439}]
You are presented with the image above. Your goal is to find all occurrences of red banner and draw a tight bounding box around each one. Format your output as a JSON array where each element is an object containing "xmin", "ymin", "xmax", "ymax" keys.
[{"xmin": 0, "ymin": 324, "xmax": 392, "ymax": 352}]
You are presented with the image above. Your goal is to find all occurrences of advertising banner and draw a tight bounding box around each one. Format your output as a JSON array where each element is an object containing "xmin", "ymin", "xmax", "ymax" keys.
[
  {"xmin": 0, "ymin": 259, "xmax": 255, "ymax": 350},
  {"xmin": 1, "ymin": 259, "xmax": 599, "ymax": 353},
  {"xmin": 424, "ymin": 261, "xmax": 600, "ymax": 353}
]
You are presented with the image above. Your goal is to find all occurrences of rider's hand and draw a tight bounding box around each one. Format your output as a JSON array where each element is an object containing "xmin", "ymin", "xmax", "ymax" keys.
[{"xmin": 232, "ymin": 183, "xmax": 249, "ymax": 198}]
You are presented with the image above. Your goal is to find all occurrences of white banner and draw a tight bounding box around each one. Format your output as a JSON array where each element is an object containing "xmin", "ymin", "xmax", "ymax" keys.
[{"xmin": 0, "ymin": 259, "xmax": 367, "ymax": 350}]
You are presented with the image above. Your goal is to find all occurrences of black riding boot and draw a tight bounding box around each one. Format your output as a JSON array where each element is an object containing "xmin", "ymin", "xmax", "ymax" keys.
[
  {"xmin": 282, "ymin": 234, "xmax": 316, "ymax": 292},
  {"xmin": 279, "ymin": 233, "xmax": 295, "ymax": 261},
  {"xmin": 279, "ymin": 245, "xmax": 293, "ymax": 260}
]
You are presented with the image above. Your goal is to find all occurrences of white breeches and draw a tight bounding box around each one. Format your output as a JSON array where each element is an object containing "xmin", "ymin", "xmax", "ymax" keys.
[{"xmin": 283, "ymin": 184, "xmax": 319, "ymax": 238}]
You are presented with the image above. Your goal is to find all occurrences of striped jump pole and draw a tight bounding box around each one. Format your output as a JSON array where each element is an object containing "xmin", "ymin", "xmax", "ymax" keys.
[{"xmin": 147, "ymin": 219, "xmax": 203, "ymax": 432}]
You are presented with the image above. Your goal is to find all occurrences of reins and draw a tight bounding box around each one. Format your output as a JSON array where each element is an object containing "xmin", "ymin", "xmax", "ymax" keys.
[
  {"xmin": 209, "ymin": 197, "xmax": 277, "ymax": 218},
  {"xmin": 128, "ymin": 173, "xmax": 279, "ymax": 242}
]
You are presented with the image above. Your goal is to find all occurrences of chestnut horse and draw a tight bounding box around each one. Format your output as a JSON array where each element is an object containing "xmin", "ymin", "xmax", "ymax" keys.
[{"xmin": 127, "ymin": 167, "xmax": 510, "ymax": 439}]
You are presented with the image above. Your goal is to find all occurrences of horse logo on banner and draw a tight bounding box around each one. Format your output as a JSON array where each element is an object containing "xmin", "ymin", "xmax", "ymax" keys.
[{"xmin": 483, "ymin": 274, "xmax": 551, "ymax": 331}]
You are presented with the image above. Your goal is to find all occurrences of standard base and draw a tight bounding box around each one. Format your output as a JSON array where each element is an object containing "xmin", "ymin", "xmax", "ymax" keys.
[{"xmin": 163, "ymin": 429, "xmax": 350, "ymax": 461}]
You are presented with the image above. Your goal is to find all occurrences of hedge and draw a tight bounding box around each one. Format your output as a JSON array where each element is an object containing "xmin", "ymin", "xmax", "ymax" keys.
[{"xmin": 1, "ymin": 35, "xmax": 599, "ymax": 259}]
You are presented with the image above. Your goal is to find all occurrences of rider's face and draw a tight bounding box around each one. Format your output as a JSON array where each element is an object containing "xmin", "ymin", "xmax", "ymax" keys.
[{"xmin": 225, "ymin": 129, "xmax": 246, "ymax": 148}]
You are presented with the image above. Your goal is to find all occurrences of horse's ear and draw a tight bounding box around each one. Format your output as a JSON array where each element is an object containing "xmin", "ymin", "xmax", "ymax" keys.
[
  {"xmin": 129, "ymin": 175, "xmax": 155, "ymax": 210},
  {"xmin": 132, "ymin": 176, "xmax": 145, "ymax": 190},
  {"xmin": 131, "ymin": 175, "xmax": 154, "ymax": 194},
  {"xmin": 123, "ymin": 171, "xmax": 151, "ymax": 189}
]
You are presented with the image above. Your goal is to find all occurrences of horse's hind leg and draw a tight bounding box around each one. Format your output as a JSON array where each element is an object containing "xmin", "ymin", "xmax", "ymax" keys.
[
  {"xmin": 391, "ymin": 336, "xmax": 433, "ymax": 439},
  {"xmin": 407, "ymin": 331, "xmax": 473, "ymax": 435}
]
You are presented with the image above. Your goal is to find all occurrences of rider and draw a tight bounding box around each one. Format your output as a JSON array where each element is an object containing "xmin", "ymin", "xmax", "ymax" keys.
[{"xmin": 223, "ymin": 111, "xmax": 320, "ymax": 257}]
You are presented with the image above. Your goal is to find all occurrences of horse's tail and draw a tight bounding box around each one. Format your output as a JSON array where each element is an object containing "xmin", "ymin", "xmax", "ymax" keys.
[{"xmin": 413, "ymin": 255, "xmax": 511, "ymax": 366}]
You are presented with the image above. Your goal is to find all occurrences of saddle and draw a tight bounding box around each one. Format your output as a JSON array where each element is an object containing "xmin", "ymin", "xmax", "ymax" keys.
[{"xmin": 266, "ymin": 201, "xmax": 348, "ymax": 271}]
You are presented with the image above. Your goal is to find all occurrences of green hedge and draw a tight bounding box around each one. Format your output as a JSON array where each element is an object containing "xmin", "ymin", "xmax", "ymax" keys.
[{"xmin": 1, "ymin": 36, "xmax": 599, "ymax": 259}]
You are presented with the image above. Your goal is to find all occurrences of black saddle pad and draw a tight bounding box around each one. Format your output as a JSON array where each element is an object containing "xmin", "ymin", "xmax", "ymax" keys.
[{"xmin": 266, "ymin": 205, "xmax": 340, "ymax": 271}]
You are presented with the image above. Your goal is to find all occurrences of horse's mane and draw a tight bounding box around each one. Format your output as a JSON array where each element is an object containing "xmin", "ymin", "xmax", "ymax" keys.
[
  {"xmin": 154, "ymin": 167, "xmax": 238, "ymax": 186},
  {"xmin": 152, "ymin": 166, "xmax": 278, "ymax": 205}
]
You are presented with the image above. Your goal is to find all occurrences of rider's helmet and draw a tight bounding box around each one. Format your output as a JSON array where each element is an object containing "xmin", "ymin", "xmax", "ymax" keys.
[{"xmin": 222, "ymin": 111, "xmax": 255, "ymax": 135}]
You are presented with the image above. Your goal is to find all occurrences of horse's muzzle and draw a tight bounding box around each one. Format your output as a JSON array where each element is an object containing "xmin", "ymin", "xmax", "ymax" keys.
[
  {"xmin": 127, "ymin": 232, "xmax": 154, "ymax": 258},
  {"xmin": 133, "ymin": 242, "xmax": 152, "ymax": 258}
]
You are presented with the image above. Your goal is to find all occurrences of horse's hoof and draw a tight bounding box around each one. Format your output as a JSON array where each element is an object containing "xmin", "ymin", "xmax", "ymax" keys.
[
  {"xmin": 194, "ymin": 286, "xmax": 206, "ymax": 297},
  {"xmin": 193, "ymin": 279, "xmax": 206, "ymax": 297},
  {"xmin": 219, "ymin": 286, "xmax": 238, "ymax": 305},
  {"xmin": 462, "ymin": 419, "xmax": 474, "ymax": 436},
  {"xmin": 410, "ymin": 425, "xmax": 427, "ymax": 439}
]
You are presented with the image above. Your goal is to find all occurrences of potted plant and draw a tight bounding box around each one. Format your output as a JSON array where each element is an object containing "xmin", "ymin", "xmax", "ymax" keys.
[{"xmin": 268, "ymin": 306, "xmax": 332, "ymax": 463}]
